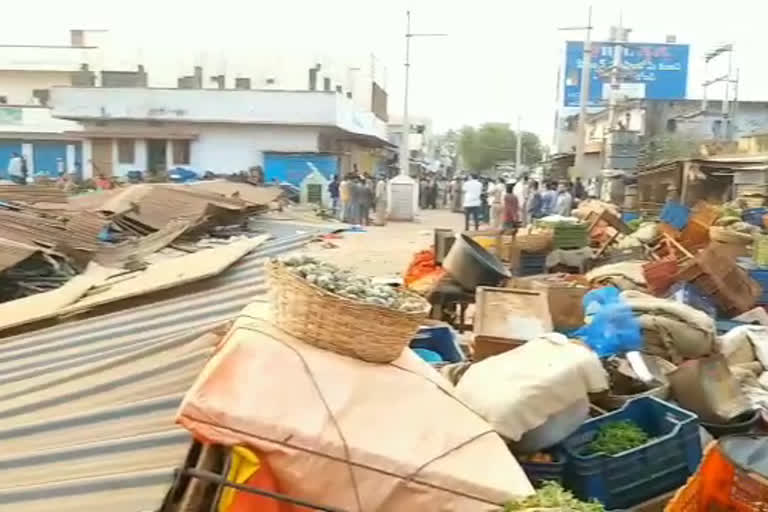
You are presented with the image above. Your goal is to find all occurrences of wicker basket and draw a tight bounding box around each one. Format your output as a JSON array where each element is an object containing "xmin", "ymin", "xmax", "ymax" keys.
[
  {"xmin": 267, "ymin": 261, "xmax": 430, "ymax": 363},
  {"xmin": 516, "ymin": 229, "xmax": 553, "ymax": 252}
]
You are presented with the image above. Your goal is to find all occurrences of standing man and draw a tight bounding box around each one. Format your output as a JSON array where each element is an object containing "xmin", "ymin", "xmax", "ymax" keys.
[
  {"xmin": 7, "ymin": 152, "xmax": 24, "ymax": 185},
  {"xmin": 374, "ymin": 175, "xmax": 387, "ymax": 225},
  {"xmin": 527, "ymin": 180, "xmax": 544, "ymax": 220},
  {"xmin": 573, "ymin": 177, "xmax": 586, "ymax": 202},
  {"xmin": 328, "ymin": 175, "xmax": 340, "ymax": 217},
  {"xmin": 489, "ymin": 177, "xmax": 504, "ymax": 228},
  {"xmin": 554, "ymin": 182, "xmax": 574, "ymax": 216},
  {"xmin": 541, "ymin": 181, "xmax": 557, "ymax": 216},
  {"xmin": 462, "ymin": 173, "xmax": 482, "ymax": 231},
  {"xmin": 513, "ymin": 175, "xmax": 530, "ymax": 226},
  {"xmin": 339, "ymin": 175, "xmax": 351, "ymax": 222},
  {"xmin": 426, "ymin": 177, "xmax": 436, "ymax": 209},
  {"xmin": 502, "ymin": 182, "xmax": 520, "ymax": 233}
]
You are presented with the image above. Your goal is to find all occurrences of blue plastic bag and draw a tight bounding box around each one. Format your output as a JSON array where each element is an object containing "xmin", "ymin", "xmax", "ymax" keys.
[{"xmin": 574, "ymin": 287, "xmax": 643, "ymax": 357}]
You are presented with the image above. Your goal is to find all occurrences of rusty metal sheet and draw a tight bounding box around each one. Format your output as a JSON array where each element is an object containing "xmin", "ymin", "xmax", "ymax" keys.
[
  {"xmin": 0, "ymin": 231, "xmax": 317, "ymax": 511},
  {"xmin": 0, "ymin": 184, "xmax": 67, "ymax": 204},
  {"xmin": 0, "ymin": 239, "xmax": 39, "ymax": 273},
  {"xmin": 93, "ymin": 219, "xmax": 193, "ymax": 268},
  {"xmin": 179, "ymin": 181, "xmax": 283, "ymax": 206}
]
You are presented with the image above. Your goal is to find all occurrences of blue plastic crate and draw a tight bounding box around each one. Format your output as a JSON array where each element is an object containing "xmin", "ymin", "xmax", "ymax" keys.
[
  {"xmin": 743, "ymin": 207, "xmax": 768, "ymax": 227},
  {"xmin": 666, "ymin": 282, "xmax": 717, "ymax": 317},
  {"xmin": 520, "ymin": 450, "xmax": 566, "ymax": 488},
  {"xmin": 515, "ymin": 251, "xmax": 547, "ymax": 277},
  {"xmin": 562, "ymin": 396, "xmax": 701, "ymax": 510},
  {"xmin": 410, "ymin": 326, "xmax": 465, "ymax": 363},
  {"xmin": 621, "ymin": 212, "xmax": 639, "ymax": 223},
  {"xmin": 659, "ymin": 201, "xmax": 690, "ymax": 230}
]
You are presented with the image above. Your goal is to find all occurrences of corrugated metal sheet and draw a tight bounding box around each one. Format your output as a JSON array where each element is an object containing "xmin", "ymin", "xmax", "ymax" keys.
[
  {"xmin": 0, "ymin": 239, "xmax": 39, "ymax": 273},
  {"xmin": 0, "ymin": 229, "xmax": 318, "ymax": 512},
  {"xmin": 0, "ymin": 184, "xmax": 67, "ymax": 204}
]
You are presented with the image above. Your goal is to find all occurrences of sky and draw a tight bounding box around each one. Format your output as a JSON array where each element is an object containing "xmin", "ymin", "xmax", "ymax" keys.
[{"xmin": 5, "ymin": 0, "xmax": 768, "ymax": 145}]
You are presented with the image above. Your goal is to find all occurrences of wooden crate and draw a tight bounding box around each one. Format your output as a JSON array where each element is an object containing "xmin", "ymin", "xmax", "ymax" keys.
[{"xmin": 473, "ymin": 287, "xmax": 552, "ymax": 361}]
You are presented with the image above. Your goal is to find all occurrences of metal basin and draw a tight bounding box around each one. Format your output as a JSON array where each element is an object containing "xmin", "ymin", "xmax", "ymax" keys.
[{"xmin": 442, "ymin": 233, "xmax": 511, "ymax": 291}]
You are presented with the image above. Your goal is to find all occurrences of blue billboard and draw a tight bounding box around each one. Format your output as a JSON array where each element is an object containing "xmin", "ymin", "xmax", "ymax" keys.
[{"xmin": 563, "ymin": 41, "xmax": 689, "ymax": 107}]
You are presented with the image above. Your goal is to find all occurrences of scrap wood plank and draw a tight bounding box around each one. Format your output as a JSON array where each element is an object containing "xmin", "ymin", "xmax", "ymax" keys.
[
  {"xmin": 59, "ymin": 235, "xmax": 270, "ymax": 315},
  {"xmin": 0, "ymin": 235, "xmax": 269, "ymax": 335}
]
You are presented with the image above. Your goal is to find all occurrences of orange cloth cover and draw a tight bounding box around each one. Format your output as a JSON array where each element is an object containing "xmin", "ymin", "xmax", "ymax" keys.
[{"xmin": 177, "ymin": 304, "xmax": 533, "ymax": 512}]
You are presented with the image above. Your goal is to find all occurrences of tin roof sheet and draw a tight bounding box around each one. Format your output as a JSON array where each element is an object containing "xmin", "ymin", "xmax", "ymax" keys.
[{"xmin": 0, "ymin": 229, "xmax": 318, "ymax": 511}]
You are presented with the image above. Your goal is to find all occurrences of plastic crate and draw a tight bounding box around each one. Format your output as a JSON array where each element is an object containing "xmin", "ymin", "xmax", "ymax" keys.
[
  {"xmin": 621, "ymin": 212, "xmax": 639, "ymax": 223},
  {"xmin": 743, "ymin": 207, "xmax": 768, "ymax": 227},
  {"xmin": 666, "ymin": 282, "xmax": 717, "ymax": 317},
  {"xmin": 515, "ymin": 251, "xmax": 547, "ymax": 277},
  {"xmin": 660, "ymin": 201, "xmax": 690, "ymax": 230},
  {"xmin": 562, "ymin": 396, "xmax": 702, "ymax": 510},
  {"xmin": 746, "ymin": 266, "xmax": 768, "ymax": 304},
  {"xmin": 410, "ymin": 325, "xmax": 465, "ymax": 363},
  {"xmin": 642, "ymin": 259, "xmax": 678, "ymax": 296},
  {"xmin": 519, "ymin": 451, "xmax": 566, "ymax": 488}
]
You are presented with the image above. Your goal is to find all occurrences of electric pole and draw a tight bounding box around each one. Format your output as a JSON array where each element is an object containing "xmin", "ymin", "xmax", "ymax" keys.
[{"xmin": 515, "ymin": 116, "xmax": 523, "ymax": 175}]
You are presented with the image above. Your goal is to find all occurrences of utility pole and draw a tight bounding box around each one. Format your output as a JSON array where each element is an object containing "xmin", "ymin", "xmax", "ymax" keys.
[
  {"xmin": 399, "ymin": 11, "xmax": 412, "ymax": 179},
  {"xmin": 515, "ymin": 116, "xmax": 523, "ymax": 174},
  {"xmin": 389, "ymin": 11, "xmax": 447, "ymax": 221},
  {"xmin": 702, "ymin": 43, "xmax": 736, "ymax": 140},
  {"xmin": 560, "ymin": 6, "xmax": 593, "ymax": 177},
  {"xmin": 607, "ymin": 20, "xmax": 629, "ymax": 131}
]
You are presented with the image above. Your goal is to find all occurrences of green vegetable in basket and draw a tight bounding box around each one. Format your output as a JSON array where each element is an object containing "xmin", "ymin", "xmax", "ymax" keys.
[
  {"xmin": 586, "ymin": 420, "xmax": 649, "ymax": 456},
  {"xmin": 503, "ymin": 482, "xmax": 604, "ymax": 511}
]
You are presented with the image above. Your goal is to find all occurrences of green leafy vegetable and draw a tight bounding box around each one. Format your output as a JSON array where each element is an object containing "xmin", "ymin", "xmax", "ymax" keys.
[
  {"xmin": 503, "ymin": 482, "xmax": 604, "ymax": 511},
  {"xmin": 586, "ymin": 420, "xmax": 649, "ymax": 456}
]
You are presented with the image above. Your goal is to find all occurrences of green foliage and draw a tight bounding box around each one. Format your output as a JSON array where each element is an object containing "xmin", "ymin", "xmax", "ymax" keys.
[
  {"xmin": 503, "ymin": 482, "xmax": 604, "ymax": 511},
  {"xmin": 458, "ymin": 123, "xmax": 543, "ymax": 172},
  {"xmin": 638, "ymin": 135, "xmax": 701, "ymax": 168},
  {"xmin": 586, "ymin": 420, "xmax": 649, "ymax": 456}
]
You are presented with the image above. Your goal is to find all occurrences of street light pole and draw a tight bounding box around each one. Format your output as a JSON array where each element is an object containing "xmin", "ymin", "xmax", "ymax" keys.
[
  {"xmin": 389, "ymin": 10, "xmax": 446, "ymax": 221},
  {"xmin": 399, "ymin": 11, "xmax": 412, "ymax": 177},
  {"xmin": 574, "ymin": 6, "xmax": 593, "ymax": 177}
]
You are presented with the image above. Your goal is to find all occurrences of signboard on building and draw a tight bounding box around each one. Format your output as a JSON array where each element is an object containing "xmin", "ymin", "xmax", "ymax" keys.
[{"xmin": 563, "ymin": 41, "xmax": 689, "ymax": 107}]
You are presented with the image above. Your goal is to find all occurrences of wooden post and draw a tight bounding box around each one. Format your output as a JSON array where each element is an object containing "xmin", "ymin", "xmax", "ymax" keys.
[{"xmin": 680, "ymin": 161, "xmax": 691, "ymax": 205}]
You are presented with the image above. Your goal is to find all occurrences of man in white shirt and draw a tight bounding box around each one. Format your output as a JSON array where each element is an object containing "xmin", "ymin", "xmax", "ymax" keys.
[
  {"xmin": 554, "ymin": 182, "xmax": 574, "ymax": 216},
  {"xmin": 513, "ymin": 175, "xmax": 530, "ymax": 226},
  {"xmin": 489, "ymin": 178, "xmax": 505, "ymax": 229},
  {"xmin": 462, "ymin": 174, "xmax": 483, "ymax": 231},
  {"xmin": 7, "ymin": 152, "xmax": 24, "ymax": 185}
]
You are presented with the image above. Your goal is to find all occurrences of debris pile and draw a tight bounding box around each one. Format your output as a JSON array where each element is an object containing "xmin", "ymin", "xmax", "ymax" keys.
[{"xmin": 0, "ymin": 181, "xmax": 282, "ymax": 302}]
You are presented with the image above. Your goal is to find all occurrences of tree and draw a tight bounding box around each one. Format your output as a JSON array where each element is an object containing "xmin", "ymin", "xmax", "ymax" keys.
[{"xmin": 457, "ymin": 123, "xmax": 543, "ymax": 172}]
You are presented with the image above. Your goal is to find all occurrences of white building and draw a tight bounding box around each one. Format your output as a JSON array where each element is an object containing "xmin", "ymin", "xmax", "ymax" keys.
[
  {"xmin": 49, "ymin": 87, "xmax": 392, "ymax": 183},
  {"xmin": 0, "ymin": 29, "xmax": 391, "ymax": 182}
]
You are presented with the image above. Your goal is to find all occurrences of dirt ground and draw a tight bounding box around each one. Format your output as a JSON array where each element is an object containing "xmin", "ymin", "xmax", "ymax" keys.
[{"xmin": 301, "ymin": 208, "xmax": 473, "ymax": 278}]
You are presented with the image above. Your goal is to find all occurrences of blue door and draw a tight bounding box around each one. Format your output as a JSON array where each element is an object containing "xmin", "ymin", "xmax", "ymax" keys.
[
  {"xmin": 263, "ymin": 153, "xmax": 339, "ymax": 186},
  {"xmin": 0, "ymin": 141, "xmax": 22, "ymax": 179},
  {"xmin": 33, "ymin": 142, "xmax": 68, "ymax": 177}
]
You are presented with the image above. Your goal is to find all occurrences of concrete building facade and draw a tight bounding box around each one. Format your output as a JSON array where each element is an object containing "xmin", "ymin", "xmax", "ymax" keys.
[{"xmin": 49, "ymin": 87, "xmax": 391, "ymax": 182}]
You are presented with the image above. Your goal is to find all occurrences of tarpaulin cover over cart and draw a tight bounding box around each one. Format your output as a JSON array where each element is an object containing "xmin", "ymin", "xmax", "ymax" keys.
[{"xmin": 176, "ymin": 304, "xmax": 533, "ymax": 512}]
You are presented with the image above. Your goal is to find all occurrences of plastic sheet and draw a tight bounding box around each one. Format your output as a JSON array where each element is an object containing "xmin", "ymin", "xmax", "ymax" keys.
[{"xmin": 575, "ymin": 287, "xmax": 643, "ymax": 357}]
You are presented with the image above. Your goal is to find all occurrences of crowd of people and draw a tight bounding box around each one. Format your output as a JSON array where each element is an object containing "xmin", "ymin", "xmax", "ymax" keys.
[
  {"xmin": 325, "ymin": 167, "xmax": 595, "ymax": 233},
  {"xmin": 457, "ymin": 174, "xmax": 594, "ymax": 233},
  {"xmin": 328, "ymin": 165, "xmax": 387, "ymax": 226}
]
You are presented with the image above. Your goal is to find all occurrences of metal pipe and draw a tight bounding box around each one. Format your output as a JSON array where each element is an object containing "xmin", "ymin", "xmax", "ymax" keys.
[{"xmin": 184, "ymin": 468, "xmax": 347, "ymax": 512}]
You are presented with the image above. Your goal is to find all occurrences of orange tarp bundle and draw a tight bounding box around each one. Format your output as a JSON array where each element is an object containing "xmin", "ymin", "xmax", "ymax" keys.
[
  {"xmin": 404, "ymin": 249, "xmax": 438, "ymax": 286},
  {"xmin": 404, "ymin": 249, "xmax": 445, "ymax": 294},
  {"xmin": 666, "ymin": 436, "xmax": 768, "ymax": 511}
]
